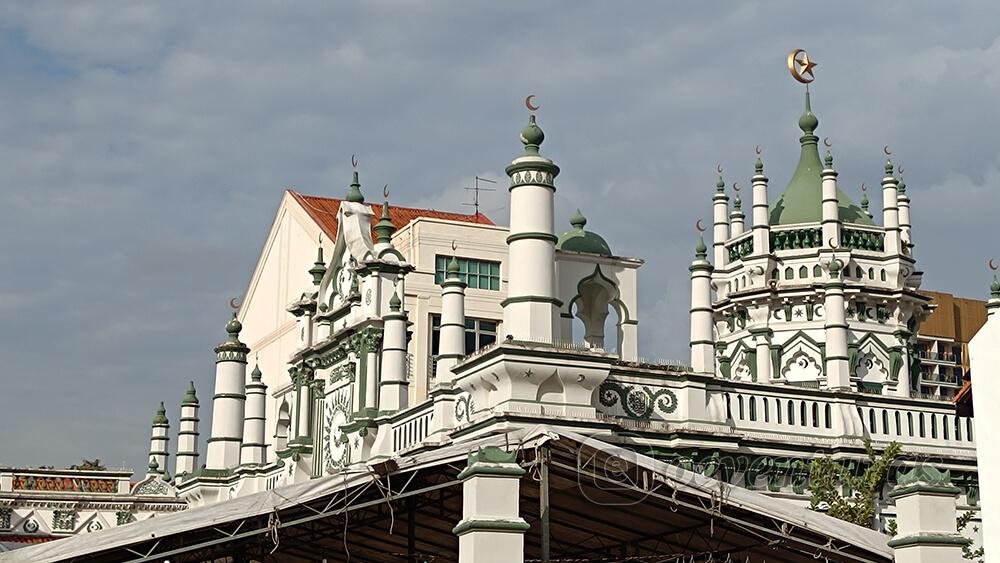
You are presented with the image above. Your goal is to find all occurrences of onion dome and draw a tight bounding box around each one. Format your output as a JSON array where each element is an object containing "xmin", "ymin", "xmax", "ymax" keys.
[
  {"xmin": 309, "ymin": 245, "xmax": 327, "ymax": 285},
  {"xmin": 769, "ymin": 92, "xmax": 872, "ymax": 226},
  {"xmin": 992, "ymin": 275, "xmax": 1000, "ymax": 299},
  {"xmin": 828, "ymin": 258, "xmax": 843, "ymax": 278},
  {"xmin": 733, "ymin": 192, "xmax": 743, "ymax": 211},
  {"xmin": 182, "ymin": 381, "xmax": 199, "ymax": 406},
  {"xmin": 346, "ymin": 170, "xmax": 365, "ymax": 203},
  {"xmin": 447, "ymin": 256, "xmax": 460, "ymax": 278},
  {"xmin": 374, "ymin": 201, "xmax": 396, "ymax": 244},
  {"xmin": 251, "ymin": 364, "xmax": 263, "ymax": 382},
  {"xmin": 225, "ymin": 314, "xmax": 242, "ymax": 340},
  {"xmin": 695, "ymin": 236, "xmax": 707, "ymax": 260},
  {"xmin": 148, "ymin": 458, "xmax": 159, "ymax": 472},
  {"xmin": 556, "ymin": 209, "xmax": 612, "ymax": 256},
  {"xmin": 520, "ymin": 115, "xmax": 545, "ymax": 154},
  {"xmin": 389, "ymin": 290, "xmax": 402, "ymax": 311},
  {"xmin": 152, "ymin": 402, "xmax": 168, "ymax": 425}
]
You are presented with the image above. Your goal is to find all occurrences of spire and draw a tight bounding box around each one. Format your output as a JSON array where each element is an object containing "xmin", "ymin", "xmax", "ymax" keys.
[
  {"xmin": 251, "ymin": 364, "xmax": 263, "ymax": 382},
  {"xmin": 861, "ymin": 191, "xmax": 871, "ymax": 216},
  {"xmin": 519, "ymin": 114, "xmax": 545, "ymax": 155},
  {"xmin": 182, "ymin": 381, "xmax": 198, "ymax": 406},
  {"xmin": 798, "ymin": 91, "xmax": 819, "ymax": 134},
  {"xmin": 309, "ymin": 243, "xmax": 327, "ymax": 285},
  {"xmin": 695, "ymin": 236, "xmax": 707, "ymax": 260},
  {"xmin": 828, "ymin": 258, "xmax": 842, "ymax": 279},
  {"xmin": 346, "ymin": 170, "xmax": 365, "ymax": 203},
  {"xmin": 374, "ymin": 200, "xmax": 396, "ymax": 244},
  {"xmin": 992, "ymin": 275, "xmax": 1000, "ymax": 300},
  {"xmin": 755, "ymin": 156, "xmax": 764, "ymax": 175},
  {"xmin": 733, "ymin": 193, "xmax": 742, "ymax": 211},
  {"xmin": 885, "ymin": 159, "xmax": 895, "ymax": 177},
  {"xmin": 447, "ymin": 255, "xmax": 461, "ymax": 279},
  {"xmin": 716, "ymin": 175, "xmax": 725, "ymax": 193},
  {"xmin": 570, "ymin": 209, "xmax": 587, "ymax": 230},
  {"xmin": 897, "ymin": 178, "xmax": 907, "ymax": 195},
  {"xmin": 153, "ymin": 402, "xmax": 168, "ymax": 425},
  {"xmin": 389, "ymin": 289, "xmax": 402, "ymax": 311},
  {"xmin": 223, "ymin": 313, "xmax": 243, "ymax": 344},
  {"xmin": 824, "ymin": 150, "xmax": 834, "ymax": 168}
]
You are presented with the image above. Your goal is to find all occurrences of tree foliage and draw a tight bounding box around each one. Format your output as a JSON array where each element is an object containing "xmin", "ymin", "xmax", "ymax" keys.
[
  {"xmin": 808, "ymin": 440, "xmax": 902, "ymax": 527},
  {"xmin": 957, "ymin": 510, "xmax": 984, "ymax": 562}
]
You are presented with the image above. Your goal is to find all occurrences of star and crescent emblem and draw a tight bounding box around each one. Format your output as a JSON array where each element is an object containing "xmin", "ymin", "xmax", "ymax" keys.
[{"xmin": 787, "ymin": 49, "xmax": 817, "ymax": 84}]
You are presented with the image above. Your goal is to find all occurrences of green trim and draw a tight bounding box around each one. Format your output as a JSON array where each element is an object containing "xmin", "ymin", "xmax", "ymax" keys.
[
  {"xmin": 206, "ymin": 437, "xmax": 242, "ymax": 443},
  {"xmin": 213, "ymin": 393, "xmax": 247, "ymax": 400},
  {"xmin": 887, "ymin": 534, "xmax": 970, "ymax": 548},
  {"xmin": 501, "ymin": 295, "xmax": 563, "ymax": 307},
  {"xmin": 453, "ymin": 519, "xmax": 530, "ymax": 536},
  {"xmin": 506, "ymin": 231, "xmax": 558, "ymax": 244}
]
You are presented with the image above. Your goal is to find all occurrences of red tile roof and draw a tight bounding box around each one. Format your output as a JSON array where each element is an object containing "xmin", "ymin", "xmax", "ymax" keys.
[
  {"xmin": 0, "ymin": 535, "xmax": 59, "ymax": 544},
  {"xmin": 288, "ymin": 190, "xmax": 494, "ymax": 241}
]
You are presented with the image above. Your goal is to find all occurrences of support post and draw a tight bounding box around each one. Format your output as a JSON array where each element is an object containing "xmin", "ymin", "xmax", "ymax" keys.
[
  {"xmin": 888, "ymin": 466, "xmax": 969, "ymax": 563},
  {"xmin": 454, "ymin": 447, "xmax": 528, "ymax": 563}
]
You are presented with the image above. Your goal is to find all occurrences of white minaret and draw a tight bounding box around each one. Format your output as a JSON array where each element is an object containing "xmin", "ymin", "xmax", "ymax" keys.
[
  {"xmin": 897, "ymin": 177, "xmax": 912, "ymax": 250},
  {"xmin": 881, "ymin": 160, "xmax": 901, "ymax": 255},
  {"xmin": 174, "ymin": 382, "xmax": 200, "ymax": 477},
  {"xmin": 820, "ymin": 150, "xmax": 841, "ymax": 247},
  {"xmin": 823, "ymin": 259, "xmax": 851, "ymax": 390},
  {"xmin": 147, "ymin": 402, "xmax": 169, "ymax": 478},
  {"xmin": 378, "ymin": 290, "xmax": 410, "ymax": 414},
  {"xmin": 989, "ymin": 276, "xmax": 1000, "ymax": 318},
  {"xmin": 712, "ymin": 176, "xmax": 730, "ymax": 266},
  {"xmin": 205, "ymin": 314, "xmax": 248, "ymax": 471},
  {"xmin": 729, "ymin": 191, "xmax": 745, "ymax": 237},
  {"xmin": 436, "ymin": 256, "xmax": 467, "ymax": 383},
  {"xmin": 240, "ymin": 365, "xmax": 268, "ymax": 466},
  {"xmin": 689, "ymin": 237, "xmax": 715, "ymax": 375},
  {"xmin": 751, "ymin": 156, "xmax": 770, "ymax": 255},
  {"xmin": 502, "ymin": 113, "xmax": 560, "ymax": 342}
]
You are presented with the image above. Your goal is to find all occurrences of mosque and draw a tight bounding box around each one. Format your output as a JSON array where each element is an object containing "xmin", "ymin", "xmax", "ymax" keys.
[{"xmin": 4, "ymin": 52, "xmax": 995, "ymax": 562}]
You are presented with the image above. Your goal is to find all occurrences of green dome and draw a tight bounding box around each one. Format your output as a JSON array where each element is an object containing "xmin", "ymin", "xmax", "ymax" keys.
[
  {"xmin": 556, "ymin": 210, "xmax": 612, "ymax": 256},
  {"xmin": 769, "ymin": 92, "xmax": 873, "ymax": 227}
]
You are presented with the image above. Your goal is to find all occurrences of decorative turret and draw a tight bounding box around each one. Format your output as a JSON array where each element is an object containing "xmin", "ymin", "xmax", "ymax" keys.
[
  {"xmin": 988, "ymin": 275, "xmax": 1000, "ymax": 318},
  {"xmin": 240, "ymin": 365, "xmax": 268, "ymax": 466},
  {"xmin": 205, "ymin": 313, "xmax": 249, "ymax": 471},
  {"xmin": 175, "ymin": 382, "xmax": 200, "ymax": 478},
  {"xmin": 712, "ymin": 175, "xmax": 730, "ymax": 266},
  {"xmin": 820, "ymin": 149, "xmax": 841, "ymax": 247},
  {"xmin": 689, "ymin": 236, "xmax": 715, "ymax": 374},
  {"xmin": 881, "ymin": 159, "xmax": 901, "ymax": 255},
  {"xmin": 897, "ymin": 176, "xmax": 912, "ymax": 250},
  {"xmin": 729, "ymin": 191, "xmax": 745, "ymax": 237},
  {"xmin": 824, "ymin": 259, "xmax": 851, "ymax": 390},
  {"xmin": 308, "ymin": 244, "xmax": 326, "ymax": 286},
  {"xmin": 503, "ymin": 108, "xmax": 561, "ymax": 341},
  {"xmin": 378, "ymin": 288, "xmax": 410, "ymax": 414},
  {"xmin": 346, "ymin": 169, "xmax": 365, "ymax": 203},
  {"xmin": 436, "ymin": 256, "xmax": 468, "ymax": 383},
  {"xmin": 147, "ymin": 402, "xmax": 170, "ymax": 478},
  {"xmin": 374, "ymin": 201, "xmax": 396, "ymax": 245},
  {"xmin": 751, "ymin": 155, "xmax": 771, "ymax": 255},
  {"xmin": 860, "ymin": 190, "xmax": 872, "ymax": 219},
  {"xmin": 556, "ymin": 210, "xmax": 612, "ymax": 256}
]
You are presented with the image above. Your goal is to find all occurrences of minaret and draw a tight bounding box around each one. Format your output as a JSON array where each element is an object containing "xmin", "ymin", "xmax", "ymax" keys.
[
  {"xmin": 689, "ymin": 237, "xmax": 715, "ymax": 375},
  {"xmin": 378, "ymin": 290, "xmax": 410, "ymax": 414},
  {"xmin": 881, "ymin": 160, "xmax": 901, "ymax": 255},
  {"xmin": 147, "ymin": 402, "xmax": 169, "ymax": 478},
  {"xmin": 240, "ymin": 365, "xmax": 268, "ymax": 466},
  {"xmin": 821, "ymin": 150, "xmax": 841, "ymax": 247},
  {"xmin": 502, "ymin": 112, "xmax": 560, "ymax": 341},
  {"xmin": 205, "ymin": 314, "xmax": 249, "ymax": 471},
  {"xmin": 436, "ymin": 256, "xmax": 467, "ymax": 383},
  {"xmin": 712, "ymin": 175, "xmax": 730, "ymax": 266},
  {"xmin": 374, "ymin": 200, "xmax": 396, "ymax": 249},
  {"xmin": 174, "ymin": 382, "xmax": 200, "ymax": 477},
  {"xmin": 729, "ymin": 191, "xmax": 745, "ymax": 237},
  {"xmin": 988, "ymin": 275, "xmax": 1000, "ymax": 318},
  {"xmin": 824, "ymin": 259, "xmax": 851, "ymax": 390},
  {"xmin": 751, "ymin": 155, "xmax": 770, "ymax": 255},
  {"xmin": 897, "ymin": 177, "xmax": 912, "ymax": 250}
]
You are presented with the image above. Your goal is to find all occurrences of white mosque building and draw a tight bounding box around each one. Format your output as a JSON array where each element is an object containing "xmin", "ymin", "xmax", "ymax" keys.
[{"xmin": 5, "ymin": 80, "xmax": 992, "ymax": 562}]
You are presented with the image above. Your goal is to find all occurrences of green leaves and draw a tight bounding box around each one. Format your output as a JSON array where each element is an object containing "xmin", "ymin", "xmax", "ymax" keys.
[{"xmin": 807, "ymin": 440, "xmax": 901, "ymax": 528}]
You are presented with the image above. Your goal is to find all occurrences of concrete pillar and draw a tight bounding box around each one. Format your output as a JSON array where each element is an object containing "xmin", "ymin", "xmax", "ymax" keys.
[
  {"xmin": 147, "ymin": 402, "xmax": 169, "ymax": 478},
  {"xmin": 378, "ymin": 291, "xmax": 410, "ymax": 414},
  {"xmin": 175, "ymin": 382, "xmax": 200, "ymax": 477},
  {"xmin": 888, "ymin": 466, "xmax": 968, "ymax": 563},
  {"xmin": 689, "ymin": 237, "xmax": 715, "ymax": 375},
  {"xmin": 897, "ymin": 179, "xmax": 912, "ymax": 249},
  {"xmin": 436, "ymin": 257, "xmax": 467, "ymax": 384},
  {"xmin": 824, "ymin": 260, "xmax": 851, "ymax": 390},
  {"xmin": 751, "ymin": 328, "xmax": 773, "ymax": 383},
  {"xmin": 751, "ymin": 157, "xmax": 770, "ymax": 256},
  {"xmin": 821, "ymin": 152, "xmax": 841, "ymax": 248},
  {"xmin": 502, "ymin": 114, "xmax": 560, "ymax": 342},
  {"xmin": 205, "ymin": 315, "xmax": 248, "ymax": 471},
  {"xmin": 729, "ymin": 194, "xmax": 745, "ymax": 237},
  {"xmin": 712, "ymin": 177, "xmax": 730, "ymax": 267},
  {"xmin": 882, "ymin": 161, "xmax": 901, "ymax": 255},
  {"xmin": 292, "ymin": 366, "xmax": 313, "ymax": 444},
  {"xmin": 454, "ymin": 447, "xmax": 528, "ymax": 563},
  {"xmin": 240, "ymin": 365, "xmax": 268, "ymax": 466},
  {"xmin": 970, "ymin": 309, "xmax": 1000, "ymax": 552}
]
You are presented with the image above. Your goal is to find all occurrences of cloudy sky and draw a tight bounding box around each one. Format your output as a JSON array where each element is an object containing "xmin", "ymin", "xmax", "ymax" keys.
[{"xmin": 1, "ymin": 2, "xmax": 998, "ymax": 472}]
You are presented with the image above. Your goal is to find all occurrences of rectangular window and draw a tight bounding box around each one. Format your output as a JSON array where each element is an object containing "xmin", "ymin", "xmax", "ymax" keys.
[
  {"xmin": 431, "ymin": 314, "xmax": 498, "ymax": 357},
  {"xmin": 434, "ymin": 255, "xmax": 501, "ymax": 291}
]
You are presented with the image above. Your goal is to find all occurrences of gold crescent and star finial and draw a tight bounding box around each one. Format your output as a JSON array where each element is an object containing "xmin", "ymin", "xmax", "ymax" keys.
[
  {"xmin": 695, "ymin": 219, "xmax": 706, "ymax": 233},
  {"xmin": 787, "ymin": 49, "xmax": 817, "ymax": 84},
  {"xmin": 525, "ymin": 95, "xmax": 540, "ymax": 112}
]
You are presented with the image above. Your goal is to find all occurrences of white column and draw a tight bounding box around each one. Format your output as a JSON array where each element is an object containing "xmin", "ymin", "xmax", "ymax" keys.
[
  {"xmin": 897, "ymin": 179, "xmax": 912, "ymax": 249},
  {"xmin": 689, "ymin": 238, "xmax": 715, "ymax": 375},
  {"xmin": 751, "ymin": 158, "xmax": 770, "ymax": 256},
  {"xmin": 292, "ymin": 366, "xmax": 312, "ymax": 444},
  {"xmin": 888, "ymin": 467, "xmax": 967, "ymax": 563},
  {"xmin": 502, "ymin": 114, "xmax": 560, "ymax": 342},
  {"xmin": 989, "ymin": 278, "xmax": 1000, "ymax": 318},
  {"xmin": 752, "ymin": 329, "xmax": 773, "ymax": 383},
  {"xmin": 712, "ymin": 177, "xmax": 730, "ymax": 267},
  {"xmin": 454, "ymin": 447, "xmax": 528, "ymax": 563},
  {"xmin": 436, "ymin": 258, "xmax": 467, "ymax": 384},
  {"xmin": 821, "ymin": 152, "xmax": 841, "ymax": 247},
  {"xmin": 206, "ymin": 315, "xmax": 248, "ymax": 471},
  {"xmin": 729, "ymin": 195, "xmax": 745, "ymax": 237},
  {"xmin": 824, "ymin": 260, "xmax": 851, "ymax": 390},
  {"xmin": 970, "ymin": 308, "xmax": 1000, "ymax": 552},
  {"xmin": 378, "ymin": 291, "xmax": 410, "ymax": 414},
  {"xmin": 240, "ymin": 366, "xmax": 268, "ymax": 466},
  {"xmin": 175, "ymin": 382, "xmax": 200, "ymax": 477},
  {"xmin": 147, "ymin": 403, "xmax": 169, "ymax": 477},
  {"xmin": 882, "ymin": 161, "xmax": 901, "ymax": 255}
]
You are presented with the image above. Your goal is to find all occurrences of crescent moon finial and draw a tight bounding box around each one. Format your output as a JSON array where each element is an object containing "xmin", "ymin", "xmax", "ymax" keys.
[
  {"xmin": 883, "ymin": 145, "xmax": 892, "ymax": 157},
  {"xmin": 318, "ymin": 233, "xmax": 323, "ymax": 245},
  {"xmin": 755, "ymin": 145, "xmax": 762, "ymax": 156},
  {"xmin": 787, "ymin": 48, "xmax": 817, "ymax": 84},
  {"xmin": 716, "ymin": 163, "xmax": 724, "ymax": 174},
  {"xmin": 229, "ymin": 297, "xmax": 241, "ymax": 310},
  {"xmin": 898, "ymin": 166, "xmax": 905, "ymax": 176},
  {"xmin": 383, "ymin": 184, "xmax": 390, "ymax": 199},
  {"xmin": 732, "ymin": 182, "xmax": 741, "ymax": 192},
  {"xmin": 823, "ymin": 137, "xmax": 832, "ymax": 148},
  {"xmin": 351, "ymin": 154, "xmax": 358, "ymax": 169},
  {"xmin": 451, "ymin": 240, "xmax": 458, "ymax": 252},
  {"xmin": 861, "ymin": 182, "xmax": 868, "ymax": 193},
  {"xmin": 990, "ymin": 258, "xmax": 998, "ymax": 272},
  {"xmin": 525, "ymin": 95, "xmax": 539, "ymax": 112},
  {"xmin": 828, "ymin": 237, "xmax": 839, "ymax": 250},
  {"xmin": 695, "ymin": 219, "xmax": 706, "ymax": 233}
]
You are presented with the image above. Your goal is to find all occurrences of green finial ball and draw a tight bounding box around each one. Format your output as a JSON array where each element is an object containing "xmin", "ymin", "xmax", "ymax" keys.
[
  {"xmin": 225, "ymin": 314, "xmax": 243, "ymax": 337},
  {"xmin": 897, "ymin": 179, "xmax": 907, "ymax": 194},
  {"xmin": 733, "ymin": 193, "xmax": 742, "ymax": 210},
  {"xmin": 754, "ymin": 157, "xmax": 764, "ymax": 174},
  {"xmin": 991, "ymin": 274, "xmax": 1000, "ymax": 296},
  {"xmin": 346, "ymin": 170, "xmax": 365, "ymax": 203},
  {"xmin": 389, "ymin": 290, "xmax": 402, "ymax": 311},
  {"xmin": 520, "ymin": 114, "xmax": 545, "ymax": 152},
  {"xmin": 885, "ymin": 160, "xmax": 894, "ymax": 176},
  {"xmin": 716, "ymin": 175, "xmax": 725, "ymax": 192},
  {"xmin": 695, "ymin": 236, "xmax": 707, "ymax": 258},
  {"xmin": 861, "ymin": 192, "xmax": 870, "ymax": 209},
  {"xmin": 828, "ymin": 258, "xmax": 842, "ymax": 276},
  {"xmin": 447, "ymin": 255, "xmax": 460, "ymax": 277},
  {"xmin": 824, "ymin": 150, "xmax": 833, "ymax": 168},
  {"xmin": 251, "ymin": 365, "xmax": 263, "ymax": 382},
  {"xmin": 148, "ymin": 457, "xmax": 159, "ymax": 471},
  {"xmin": 183, "ymin": 381, "xmax": 199, "ymax": 405},
  {"xmin": 570, "ymin": 209, "xmax": 587, "ymax": 229}
]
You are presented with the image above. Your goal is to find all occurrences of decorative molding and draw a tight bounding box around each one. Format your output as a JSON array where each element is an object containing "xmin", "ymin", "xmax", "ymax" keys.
[{"xmin": 598, "ymin": 381, "xmax": 679, "ymax": 420}]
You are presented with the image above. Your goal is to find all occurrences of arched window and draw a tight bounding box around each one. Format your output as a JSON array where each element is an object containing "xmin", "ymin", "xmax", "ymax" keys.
[
  {"xmin": 955, "ymin": 417, "xmax": 962, "ymax": 441},
  {"xmin": 812, "ymin": 403, "xmax": 820, "ymax": 427},
  {"xmin": 763, "ymin": 398, "xmax": 770, "ymax": 423},
  {"xmin": 931, "ymin": 415, "xmax": 938, "ymax": 439},
  {"xmin": 868, "ymin": 267, "xmax": 875, "ymax": 279},
  {"xmin": 907, "ymin": 412, "xmax": 914, "ymax": 436},
  {"xmin": 771, "ymin": 269, "xmax": 779, "ymax": 280},
  {"xmin": 776, "ymin": 400, "xmax": 783, "ymax": 424},
  {"xmin": 800, "ymin": 402, "xmax": 808, "ymax": 427},
  {"xmin": 895, "ymin": 412, "xmax": 901, "ymax": 435},
  {"xmin": 943, "ymin": 416, "xmax": 950, "ymax": 440},
  {"xmin": 785, "ymin": 267, "xmax": 794, "ymax": 280},
  {"xmin": 749, "ymin": 397, "xmax": 757, "ymax": 421},
  {"xmin": 967, "ymin": 418, "xmax": 973, "ymax": 440},
  {"xmin": 869, "ymin": 409, "xmax": 877, "ymax": 433},
  {"xmin": 725, "ymin": 394, "xmax": 732, "ymax": 420},
  {"xmin": 919, "ymin": 413, "xmax": 926, "ymax": 437},
  {"xmin": 882, "ymin": 410, "xmax": 889, "ymax": 434},
  {"xmin": 856, "ymin": 266, "xmax": 864, "ymax": 279},
  {"xmin": 880, "ymin": 269, "xmax": 887, "ymax": 282},
  {"xmin": 738, "ymin": 395, "xmax": 745, "ymax": 420},
  {"xmin": 813, "ymin": 265, "xmax": 822, "ymax": 278},
  {"xmin": 787, "ymin": 401, "xmax": 795, "ymax": 425},
  {"xmin": 799, "ymin": 266, "xmax": 808, "ymax": 279},
  {"xmin": 824, "ymin": 404, "xmax": 832, "ymax": 429}
]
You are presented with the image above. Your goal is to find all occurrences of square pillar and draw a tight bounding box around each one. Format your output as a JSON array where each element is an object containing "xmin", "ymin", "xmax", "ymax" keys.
[
  {"xmin": 888, "ymin": 466, "xmax": 969, "ymax": 563},
  {"xmin": 454, "ymin": 447, "xmax": 528, "ymax": 563}
]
